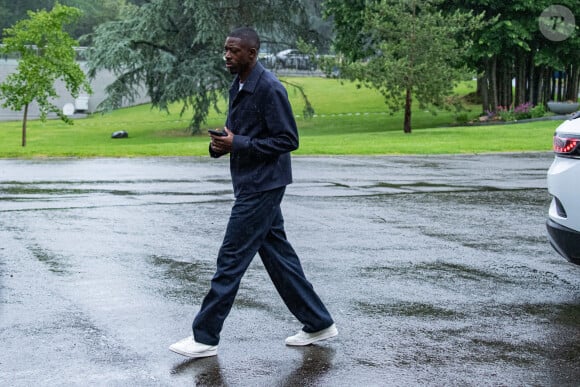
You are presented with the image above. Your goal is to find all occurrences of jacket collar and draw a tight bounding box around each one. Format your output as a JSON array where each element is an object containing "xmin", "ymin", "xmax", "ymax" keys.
[{"xmin": 231, "ymin": 61, "xmax": 265, "ymax": 95}]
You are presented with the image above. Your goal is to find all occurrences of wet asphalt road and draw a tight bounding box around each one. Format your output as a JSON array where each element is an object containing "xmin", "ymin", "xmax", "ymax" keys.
[{"xmin": 1, "ymin": 153, "xmax": 579, "ymax": 386}]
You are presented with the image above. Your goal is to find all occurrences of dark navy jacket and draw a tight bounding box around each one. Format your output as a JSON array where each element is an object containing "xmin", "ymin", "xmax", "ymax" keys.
[{"xmin": 210, "ymin": 62, "xmax": 299, "ymax": 197}]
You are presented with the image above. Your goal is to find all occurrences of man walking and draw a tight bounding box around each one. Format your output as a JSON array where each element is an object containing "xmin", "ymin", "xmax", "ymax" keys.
[{"xmin": 169, "ymin": 27, "xmax": 337, "ymax": 358}]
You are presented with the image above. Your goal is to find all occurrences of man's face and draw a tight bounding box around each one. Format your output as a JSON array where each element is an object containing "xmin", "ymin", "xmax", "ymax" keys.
[{"xmin": 224, "ymin": 36, "xmax": 256, "ymax": 79}]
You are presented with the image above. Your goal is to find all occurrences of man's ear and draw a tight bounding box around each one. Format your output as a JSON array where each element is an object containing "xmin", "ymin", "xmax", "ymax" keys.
[{"xmin": 249, "ymin": 48, "xmax": 258, "ymax": 59}]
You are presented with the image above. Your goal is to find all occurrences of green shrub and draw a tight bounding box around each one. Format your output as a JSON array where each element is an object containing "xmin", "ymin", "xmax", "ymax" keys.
[
  {"xmin": 497, "ymin": 106, "xmax": 514, "ymax": 121},
  {"xmin": 455, "ymin": 113, "xmax": 470, "ymax": 124},
  {"xmin": 530, "ymin": 104, "xmax": 546, "ymax": 118}
]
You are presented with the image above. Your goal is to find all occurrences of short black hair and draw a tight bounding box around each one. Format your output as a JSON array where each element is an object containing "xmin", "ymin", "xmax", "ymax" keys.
[{"xmin": 228, "ymin": 27, "xmax": 260, "ymax": 51}]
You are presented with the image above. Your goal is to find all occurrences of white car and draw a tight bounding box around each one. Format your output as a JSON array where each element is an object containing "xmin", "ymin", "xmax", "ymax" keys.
[
  {"xmin": 274, "ymin": 49, "xmax": 316, "ymax": 70},
  {"xmin": 546, "ymin": 111, "xmax": 580, "ymax": 265}
]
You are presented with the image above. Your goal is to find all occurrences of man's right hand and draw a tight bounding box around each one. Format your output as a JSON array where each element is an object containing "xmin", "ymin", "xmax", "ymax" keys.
[{"xmin": 210, "ymin": 127, "xmax": 233, "ymax": 154}]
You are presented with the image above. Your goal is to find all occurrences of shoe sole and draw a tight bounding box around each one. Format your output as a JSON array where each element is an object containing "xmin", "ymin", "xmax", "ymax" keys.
[
  {"xmin": 285, "ymin": 327, "xmax": 338, "ymax": 346},
  {"xmin": 169, "ymin": 345, "xmax": 218, "ymax": 358}
]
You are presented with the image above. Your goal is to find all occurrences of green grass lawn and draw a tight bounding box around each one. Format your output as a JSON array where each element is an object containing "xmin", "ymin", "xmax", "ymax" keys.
[{"xmin": 0, "ymin": 77, "xmax": 560, "ymax": 158}]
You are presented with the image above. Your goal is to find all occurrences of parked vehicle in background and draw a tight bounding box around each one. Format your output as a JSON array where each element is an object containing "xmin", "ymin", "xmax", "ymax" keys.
[
  {"xmin": 258, "ymin": 51, "xmax": 276, "ymax": 69},
  {"xmin": 274, "ymin": 49, "xmax": 317, "ymax": 70},
  {"xmin": 546, "ymin": 111, "xmax": 580, "ymax": 266}
]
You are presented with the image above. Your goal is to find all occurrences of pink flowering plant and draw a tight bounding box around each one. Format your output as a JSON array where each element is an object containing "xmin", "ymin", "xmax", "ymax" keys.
[
  {"xmin": 513, "ymin": 102, "xmax": 533, "ymax": 120},
  {"xmin": 487, "ymin": 103, "xmax": 537, "ymax": 122}
]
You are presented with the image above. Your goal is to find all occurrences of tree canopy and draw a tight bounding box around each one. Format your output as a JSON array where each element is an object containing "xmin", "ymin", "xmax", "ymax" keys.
[
  {"xmin": 325, "ymin": 0, "xmax": 579, "ymax": 127},
  {"xmin": 0, "ymin": 0, "xmax": 138, "ymax": 41},
  {"xmin": 85, "ymin": 0, "xmax": 322, "ymax": 133},
  {"xmin": 440, "ymin": 0, "xmax": 579, "ymax": 112},
  {"xmin": 0, "ymin": 2, "xmax": 91, "ymax": 146},
  {"xmin": 324, "ymin": 0, "xmax": 484, "ymax": 133}
]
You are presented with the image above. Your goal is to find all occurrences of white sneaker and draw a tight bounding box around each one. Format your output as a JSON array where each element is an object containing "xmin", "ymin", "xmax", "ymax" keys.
[
  {"xmin": 169, "ymin": 336, "xmax": 218, "ymax": 358},
  {"xmin": 285, "ymin": 324, "xmax": 338, "ymax": 346}
]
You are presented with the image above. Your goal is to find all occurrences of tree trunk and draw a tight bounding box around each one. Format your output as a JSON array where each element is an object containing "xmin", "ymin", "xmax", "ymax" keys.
[
  {"xmin": 515, "ymin": 53, "xmax": 526, "ymax": 106},
  {"xmin": 404, "ymin": 0, "xmax": 415, "ymax": 134},
  {"xmin": 479, "ymin": 76, "xmax": 489, "ymax": 114},
  {"xmin": 498, "ymin": 59, "xmax": 507, "ymax": 107},
  {"xmin": 565, "ymin": 64, "xmax": 579, "ymax": 102},
  {"xmin": 490, "ymin": 56, "xmax": 498, "ymax": 110},
  {"xmin": 22, "ymin": 103, "xmax": 28, "ymax": 147},
  {"xmin": 404, "ymin": 86, "xmax": 412, "ymax": 134},
  {"xmin": 528, "ymin": 55, "xmax": 536, "ymax": 105},
  {"xmin": 527, "ymin": 52, "xmax": 534, "ymax": 104},
  {"xmin": 572, "ymin": 65, "xmax": 580, "ymax": 101},
  {"xmin": 533, "ymin": 67, "xmax": 545, "ymax": 106},
  {"xmin": 556, "ymin": 71, "xmax": 564, "ymax": 101},
  {"xmin": 544, "ymin": 67, "xmax": 553, "ymax": 103},
  {"xmin": 550, "ymin": 70, "xmax": 557, "ymax": 101},
  {"xmin": 501, "ymin": 59, "xmax": 513, "ymax": 108}
]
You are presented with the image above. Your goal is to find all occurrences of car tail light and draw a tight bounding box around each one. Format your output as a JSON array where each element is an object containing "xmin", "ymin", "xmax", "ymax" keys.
[{"xmin": 553, "ymin": 134, "xmax": 580, "ymax": 156}]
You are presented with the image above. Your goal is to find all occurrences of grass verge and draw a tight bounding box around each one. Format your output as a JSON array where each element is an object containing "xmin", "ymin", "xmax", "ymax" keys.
[{"xmin": 0, "ymin": 77, "xmax": 560, "ymax": 158}]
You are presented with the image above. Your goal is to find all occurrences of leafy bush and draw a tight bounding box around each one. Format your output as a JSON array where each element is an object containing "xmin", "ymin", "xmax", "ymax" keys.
[
  {"xmin": 455, "ymin": 112, "xmax": 470, "ymax": 124},
  {"xmin": 497, "ymin": 106, "xmax": 514, "ymax": 121},
  {"xmin": 530, "ymin": 104, "xmax": 546, "ymax": 118}
]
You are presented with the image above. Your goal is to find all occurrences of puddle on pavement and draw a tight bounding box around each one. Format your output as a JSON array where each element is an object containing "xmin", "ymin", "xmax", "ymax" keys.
[
  {"xmin": 0, "ymin": 186, "xmax": 92, "ymax": 195},
  {"xmin": 390, "ymin": 187, "xmax": 551, "ymax": 205},
  {"xmin": 356, "ymin": 301, "xmax": 460, "ymax": 319},
  {"xmin": 150, "ymin": 255, "xmax": 282, "ymax": 313},
  {"xmin": 371, "ymin": 182, "xmax": 471, "ymax": 190},
  {"xmin": 360, "ymin": 260, "xmax": 577, "ymax": 298},
  {"xmin": 369, "ymin": 188, "xmax": 553, "ymax": 257},
  {"xmin": 29, "ymin": 244, "xmax": 71, "ymax": 275},
  {"xmin": 149, "ymin": 255, "xmax": 213, "ymax": 301},
  {"xmin": 360, "ymin": 261, "xmax": 502, "ymax": 284},
  {"xmin": 467, "ymin": 337, "xmax": 542, "ymax": 365},
  {"xmin": 522, "ymin": 302, "xmax": 580, "ymax": 326},
  {"xmin": 0, "ymin": 179, "xmax": 233, "ymax": 197},
  {"xmin": 381, "ymin": 260, "xmax": 492, "ymax": 275},
  {"xmin": 229, "ymin": 295, "xmax": 273, "ymax": 312}
]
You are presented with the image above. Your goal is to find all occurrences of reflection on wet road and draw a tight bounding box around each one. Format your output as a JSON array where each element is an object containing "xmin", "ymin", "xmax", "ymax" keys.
[{"xmin": 0, "ymin": 154, "xmax": 579, "ymax": 386}]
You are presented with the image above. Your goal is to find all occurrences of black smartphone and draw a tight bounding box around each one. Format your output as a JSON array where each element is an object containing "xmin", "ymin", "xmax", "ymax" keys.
[{"xmin": 208, "ymin": 129, "xmax": 227, "ymax": 137}]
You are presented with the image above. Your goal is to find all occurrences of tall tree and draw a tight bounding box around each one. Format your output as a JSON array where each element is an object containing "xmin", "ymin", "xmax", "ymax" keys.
[
  {"xmin": 63, "ymin": 0, "xmax": 133, "ymax": 42},
  {"xmin": 441, "ymin": 0, "xmax": 580, "ymax": 113},
  {"xmin": 0, "ymin": 0, "xmax": 133, "ymax": 40},
  {"xmin": 0, "ymin": 2, "xmax": 92, "ymax": 146},
  {"xmin": 0, "ymin": 0, "xmax": 54, "ymax": 38},
  {"xmin": 324, "ymin": 0, "xmax": 483, "ymax": 133},
  {"xmin": 323, "ymin": 0, "xmax": 372, "ymax": 62},
  {"xmin": 85, "ymin": 0, "xmax": 317, "ymax": 133}
]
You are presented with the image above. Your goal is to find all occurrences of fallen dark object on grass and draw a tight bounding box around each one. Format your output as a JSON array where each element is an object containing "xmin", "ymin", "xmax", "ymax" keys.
[{"xmin": 111, "ymin": 131, "xmax": 129, "ymax": 139}]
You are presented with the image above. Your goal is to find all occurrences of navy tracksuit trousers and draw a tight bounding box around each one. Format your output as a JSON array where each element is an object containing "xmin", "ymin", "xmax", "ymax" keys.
[{"xmin": 192, "ymin": 186, "xmax": 334, "ymax": 346}]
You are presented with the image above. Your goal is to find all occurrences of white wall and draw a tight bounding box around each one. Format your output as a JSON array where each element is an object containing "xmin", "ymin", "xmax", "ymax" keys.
[{"xmin": 0, "ymin": 59, "xmax": 150, "ymax": 121}]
